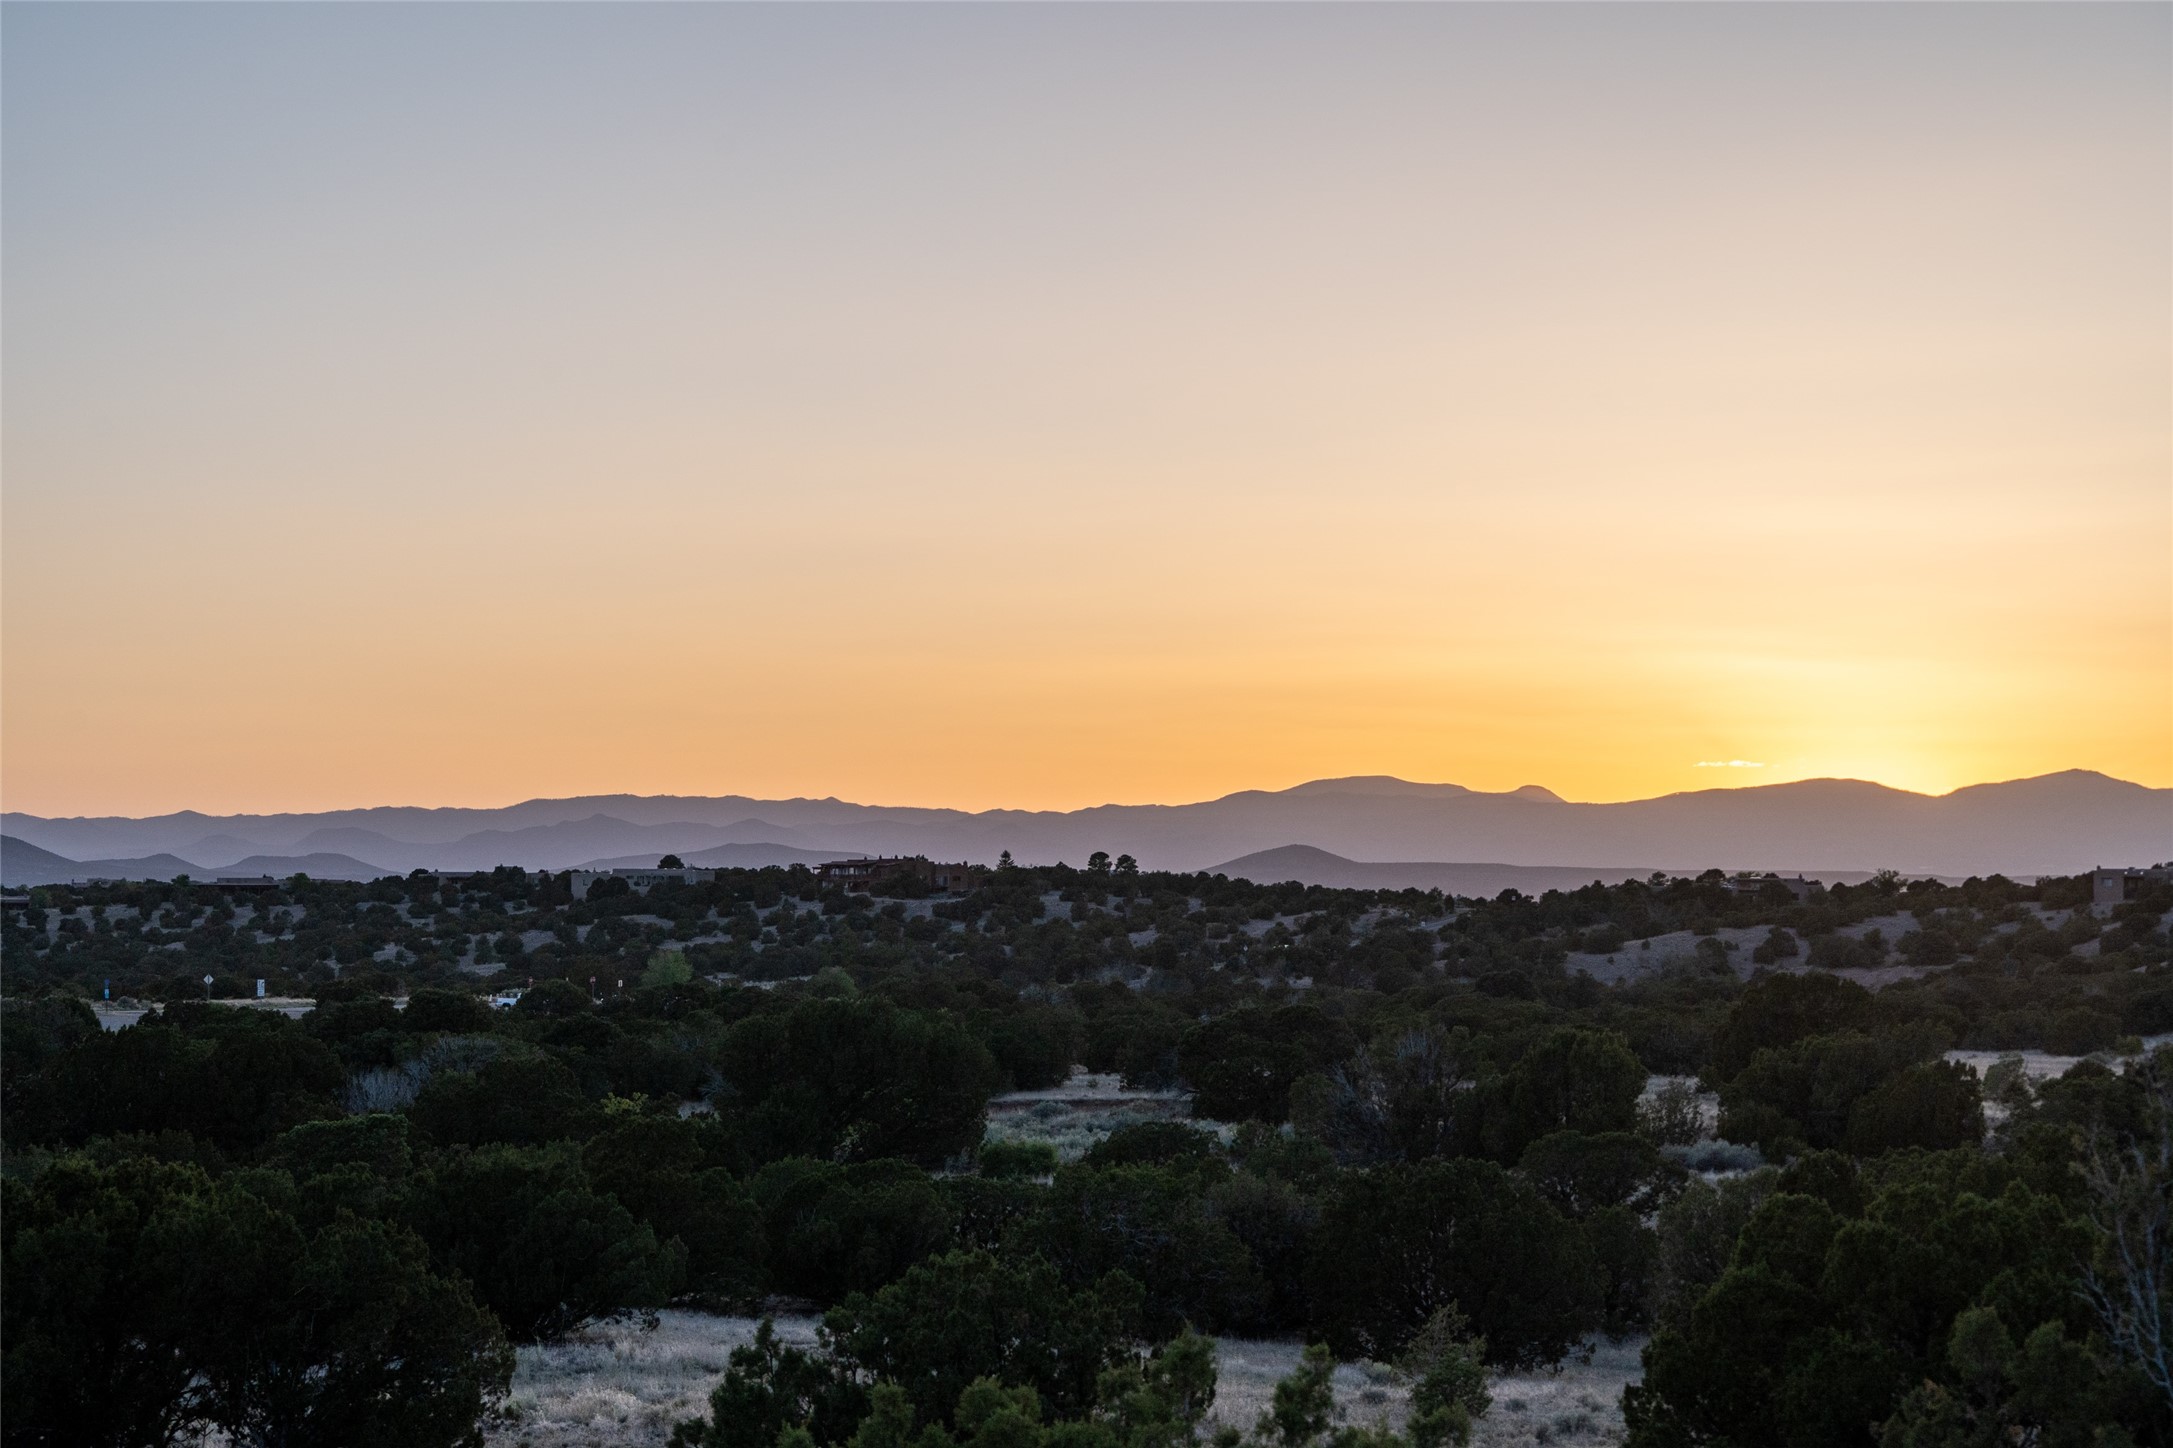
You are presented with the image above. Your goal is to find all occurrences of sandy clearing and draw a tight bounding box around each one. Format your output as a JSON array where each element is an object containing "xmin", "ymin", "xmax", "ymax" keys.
[{"xmin": 1945, "ymin": 1033, "xmax": 2173, "ymax": 1083}]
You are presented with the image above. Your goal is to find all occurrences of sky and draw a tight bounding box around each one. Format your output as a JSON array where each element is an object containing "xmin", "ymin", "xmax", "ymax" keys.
[{"xmin": 4, "ymin": 4, "xmax": 2168, "ymax": 818}]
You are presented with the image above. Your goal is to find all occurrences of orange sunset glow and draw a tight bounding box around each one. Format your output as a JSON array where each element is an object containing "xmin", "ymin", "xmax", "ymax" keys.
[{"xmin": 4, "ymin": 4, "xmax": 2167, "ymax": 817}]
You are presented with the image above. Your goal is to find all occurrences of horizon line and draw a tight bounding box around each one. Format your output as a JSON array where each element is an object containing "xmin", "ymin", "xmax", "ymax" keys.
[{"xmin": 2, "ymin": 765, "xmax": 2159, "ymax": 824}]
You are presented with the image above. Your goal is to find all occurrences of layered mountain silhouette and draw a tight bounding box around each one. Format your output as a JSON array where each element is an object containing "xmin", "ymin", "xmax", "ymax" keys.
[
  {"xmin": 0, "ymin": 836, "xmax": 394, "ymax": 887},
  {"xmin": 1208, "ymin": 847, "xmax": 1664, "ymax": 895},
  {"xmin": 578, "ymin": 844, "xmax": 856, "ymax": 872},
  {"xmin": 1201, "ymin": 846, "xmax": 1922, "ymax": 894},
  {"xmin": 4, "ymin": 771, "xmax": 2167, "ymax": 887}
]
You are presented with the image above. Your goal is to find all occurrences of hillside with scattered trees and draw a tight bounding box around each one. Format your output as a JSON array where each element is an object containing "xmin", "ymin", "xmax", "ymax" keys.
[{"xmin": 4, "ymin": 860, "xmax": 2169, "ymax": 1447}]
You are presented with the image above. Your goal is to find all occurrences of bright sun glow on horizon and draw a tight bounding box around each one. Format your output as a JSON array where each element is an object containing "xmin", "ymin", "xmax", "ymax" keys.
[{"xmin": 2, "ymin": 5, "xmax": 2168, "ymax": 819}]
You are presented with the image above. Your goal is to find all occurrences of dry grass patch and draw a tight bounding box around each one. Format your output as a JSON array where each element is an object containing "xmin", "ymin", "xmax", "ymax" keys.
[
  {"xmin": 488, "ymin": 1311, "xmax": 819, "ymax": 1448},
  {"xmin": 1207, "ymin": 1336, "xmax": 1638, "ymax": 1448},
  {"xmin": 487, "ymin": 1314, "xmax": 1641, "ymax": 1448},
  {"xmin": 1470, "ymin": 1338, "xmax": 1642, "ymax": 1447},
  {"xmin": 984, "ymin": 1069, "xmax": 1199, "ymax": 1161}
]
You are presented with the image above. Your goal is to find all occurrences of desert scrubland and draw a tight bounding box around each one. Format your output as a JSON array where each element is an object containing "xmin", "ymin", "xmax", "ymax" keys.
[{"xmin": 7, "ymin": 860, "xmax": 2171, "ymax": 1447}]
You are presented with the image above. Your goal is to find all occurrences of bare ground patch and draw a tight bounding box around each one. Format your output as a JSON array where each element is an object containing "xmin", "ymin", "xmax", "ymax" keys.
[
  {"xmin": 489, "ymin": 1311, "xmax": 820, "ymax": 1448},
  {"xmin": 984, "ymin": 1070, "xmax": 1199, "ymax": 1160},
  {"xmin": 1206, "ymin": 1336, "xmax": 1638, "ymax": 1448},
  {"xmin": 485, "ymin": 1313, "xmax": 1642, "ymax": 1448}
]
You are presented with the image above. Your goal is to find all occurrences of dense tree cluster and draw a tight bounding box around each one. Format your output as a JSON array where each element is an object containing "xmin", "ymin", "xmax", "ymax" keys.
[
  {"xmin": 3, "ymin": 860, "xmax": 2168, "ymax": 1447},
  {"xmin": 1629, "ymin": 1061, "xmax": 2173, "ymax": 1446}
]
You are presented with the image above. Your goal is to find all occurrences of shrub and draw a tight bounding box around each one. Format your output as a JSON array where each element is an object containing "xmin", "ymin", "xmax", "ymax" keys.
[
  {"xmin": 408, "ymin": 1051, "xmax": 591, "ymax": 1147},
  {"xmin": 982, "ymin": 1004, "xmax": 1084, "ymax": 1091},
  {"xmin": 1626, "ymin": 1160, "xmax": 2114, "ymax": 1447},
  {"xmin": 406, "ymin": 1142, "xmax": 682, "ymax": 1340},
  {"xmin": 2045, "ymin": 1008, "xmax": 2121, "ymax": 1057},
  {"xmin": 980, "ymin": 1138, "xmax": 1059, "ymax": 1179},
  {"xmin": 7, "ymin": 1011, "xmax": 343, "ymax": 1154},
  {"xmin": 823, "ymin": 1249, "xmax": 1143, "ymax": 1426},
  {"xmin": 1707, "ymin": 973, "xmax": 1874, "ymax": 1084},
  {"xmin": 1517, "ymin": 1131, "xmax": 1684, "ymax": 1217},
  {"xmin": 1717, "ymin": 1031, "xmax": 1945, "ymax": 1156},
  {"xmin": 717, "ymin": 998, "xmax": 1001, "ymax": 1166},
  {"xmin": 1017, "ymin": 1165, "xmax": 1265, "ymax": 1336},
  {"xmin": 1178, "ymin": 1006, "xmax": 1354, "ymax": 1123},
  {"xmin": 1897, "ymin": 929, "xmax": 1959, "ymax": 966},
  {"xmin": 1844, "ymin": 1061, "xmax": 1983, "ymax": 1156},
  {"xmin": 403, "ymin": 988, "xmax": 494, "ymax": 1035},
  {"xmin": 641, "ymin": 950, "xmax": 693, "ymax": 990},
  {"xmin": 1291, "ymin": 1027, "xmax": 1483, "ymax": 1166},
  {"xmin": 1079, "ymin": 1122, "xmax": 1217, "ymax": 1170},
  {"xmin": 1400, "ymin": 1305, "xmax": 1491, "ymax": 1448},
  {"xmin": 749, "ymin": 1157, "xmax": 957, "ymax": 1304},
  {"xmin": 1750, "ymin": 929, "xmax": 1800, "ymax": 965},
  {"xmin": 583, "ymin": 1114, "xmax": 763, "ymax": 1305},
  {"xmin": 1309, "ymin": 1158, "xmax": 1598, "ymax": 1368},
  {"xmin": 668, "ymin": 1318, "xmax": 865, "ymax": 1448},
  {"xmin": 1635, "ymin": 1081, "xmax": 1705, "ymax": 1148},
  {"xmin": 1483, "ymin": 1028, "xmax": 1645, "ymax": 1161},
  {"xmin": 1805, "ymin": 933, "xmax": 1877, "ymax": 971},
  {"xmin": 3, "ymin": 1154, "xmax": 511, "ymax": 1448}
]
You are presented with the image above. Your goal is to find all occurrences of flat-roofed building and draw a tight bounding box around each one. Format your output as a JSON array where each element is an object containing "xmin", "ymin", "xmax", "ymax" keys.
[
  {"xmin": 2092, "ymin": 864, "xmax": 2173, "ymax": 906},
  {"xmin": 815, "ymin": 855, "xmax": 981, "ymax": 895},
  {"xmin": 567, "ymin": 866, "xmax": 719, "ymax": 900},
  {"xmin": 1721, "ymin": 872, "xmax": 1820, "ymax": 903}
]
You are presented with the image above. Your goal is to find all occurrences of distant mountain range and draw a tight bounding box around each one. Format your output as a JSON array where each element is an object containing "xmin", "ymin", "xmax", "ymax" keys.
[
  {"xmin": 0, "ymin": 835, "xmax": 845, "ymax": 889},
  {"xmin": 0, "ymin": 837, "xmax": 404, "ymax": 888},
  {"xmin": 1204, "ymin": 846, "xmax": 1659, "ymax": 895},
  {"xmin": 1201, "ymin": 845, "xmax": 1923, "ymax": 895},
  {"xmin": 3, "ymin": 771, "xmax": 2166, "ymax": 888},
  {"xmin": 578, "ymin": 843, "xmax": 856, "ymax": 872}
]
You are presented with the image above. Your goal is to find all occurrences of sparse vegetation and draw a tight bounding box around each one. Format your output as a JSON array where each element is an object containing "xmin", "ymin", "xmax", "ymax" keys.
[{"xmin": 3, "ymin": 861, "xmax": 2168, "ymax": 1445}]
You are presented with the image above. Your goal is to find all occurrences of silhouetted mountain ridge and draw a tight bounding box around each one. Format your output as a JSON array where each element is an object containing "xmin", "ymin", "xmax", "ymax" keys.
[
  {"xmin": 0, "ymin": 837, "xmax": 394, "ymax": 887},
  {"xmin": 4, "ymin": 770, "xmax": 2165, "ymax": 883},
  {"xmin": 1207, "ymin": 846, "xmax": 1661, "ymax": 895},
  {"xmin": 1208, "ymin": 844, "xmax": 1921, "ymax": 894}
]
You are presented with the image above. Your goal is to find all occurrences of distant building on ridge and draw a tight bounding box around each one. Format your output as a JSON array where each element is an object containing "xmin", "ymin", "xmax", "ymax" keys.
[
  {"xmin": 566, "ymin": 866, "xmax": 718, "ymax": 900},
  {"xmin": 2091, "ymin": 864, "xmax": 2173, "ymax": 906},
  {"xmin": 815, "ymin": 856, "xmax": 981, "ymax": 894},
  {"xmin": 1718, "ymin": 872, "xmax": 1821, "ymax": 903}
]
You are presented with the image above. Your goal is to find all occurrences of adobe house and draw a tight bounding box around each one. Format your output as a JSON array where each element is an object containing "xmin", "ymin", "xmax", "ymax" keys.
[
  {"xmin": 815, "ymin": 855, "xmax": 981, "ymax": 895},
  {"xmin": 2092, "ymin": 864, "xmax": 2173, "ymax": 906},
  {"xmin": 1722, "ymin": 872, "xmax": 1821, "ymax": 903},
  {"xmin": 566, "ymin": 866, "xmax": 719, "ymax": 900}
]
